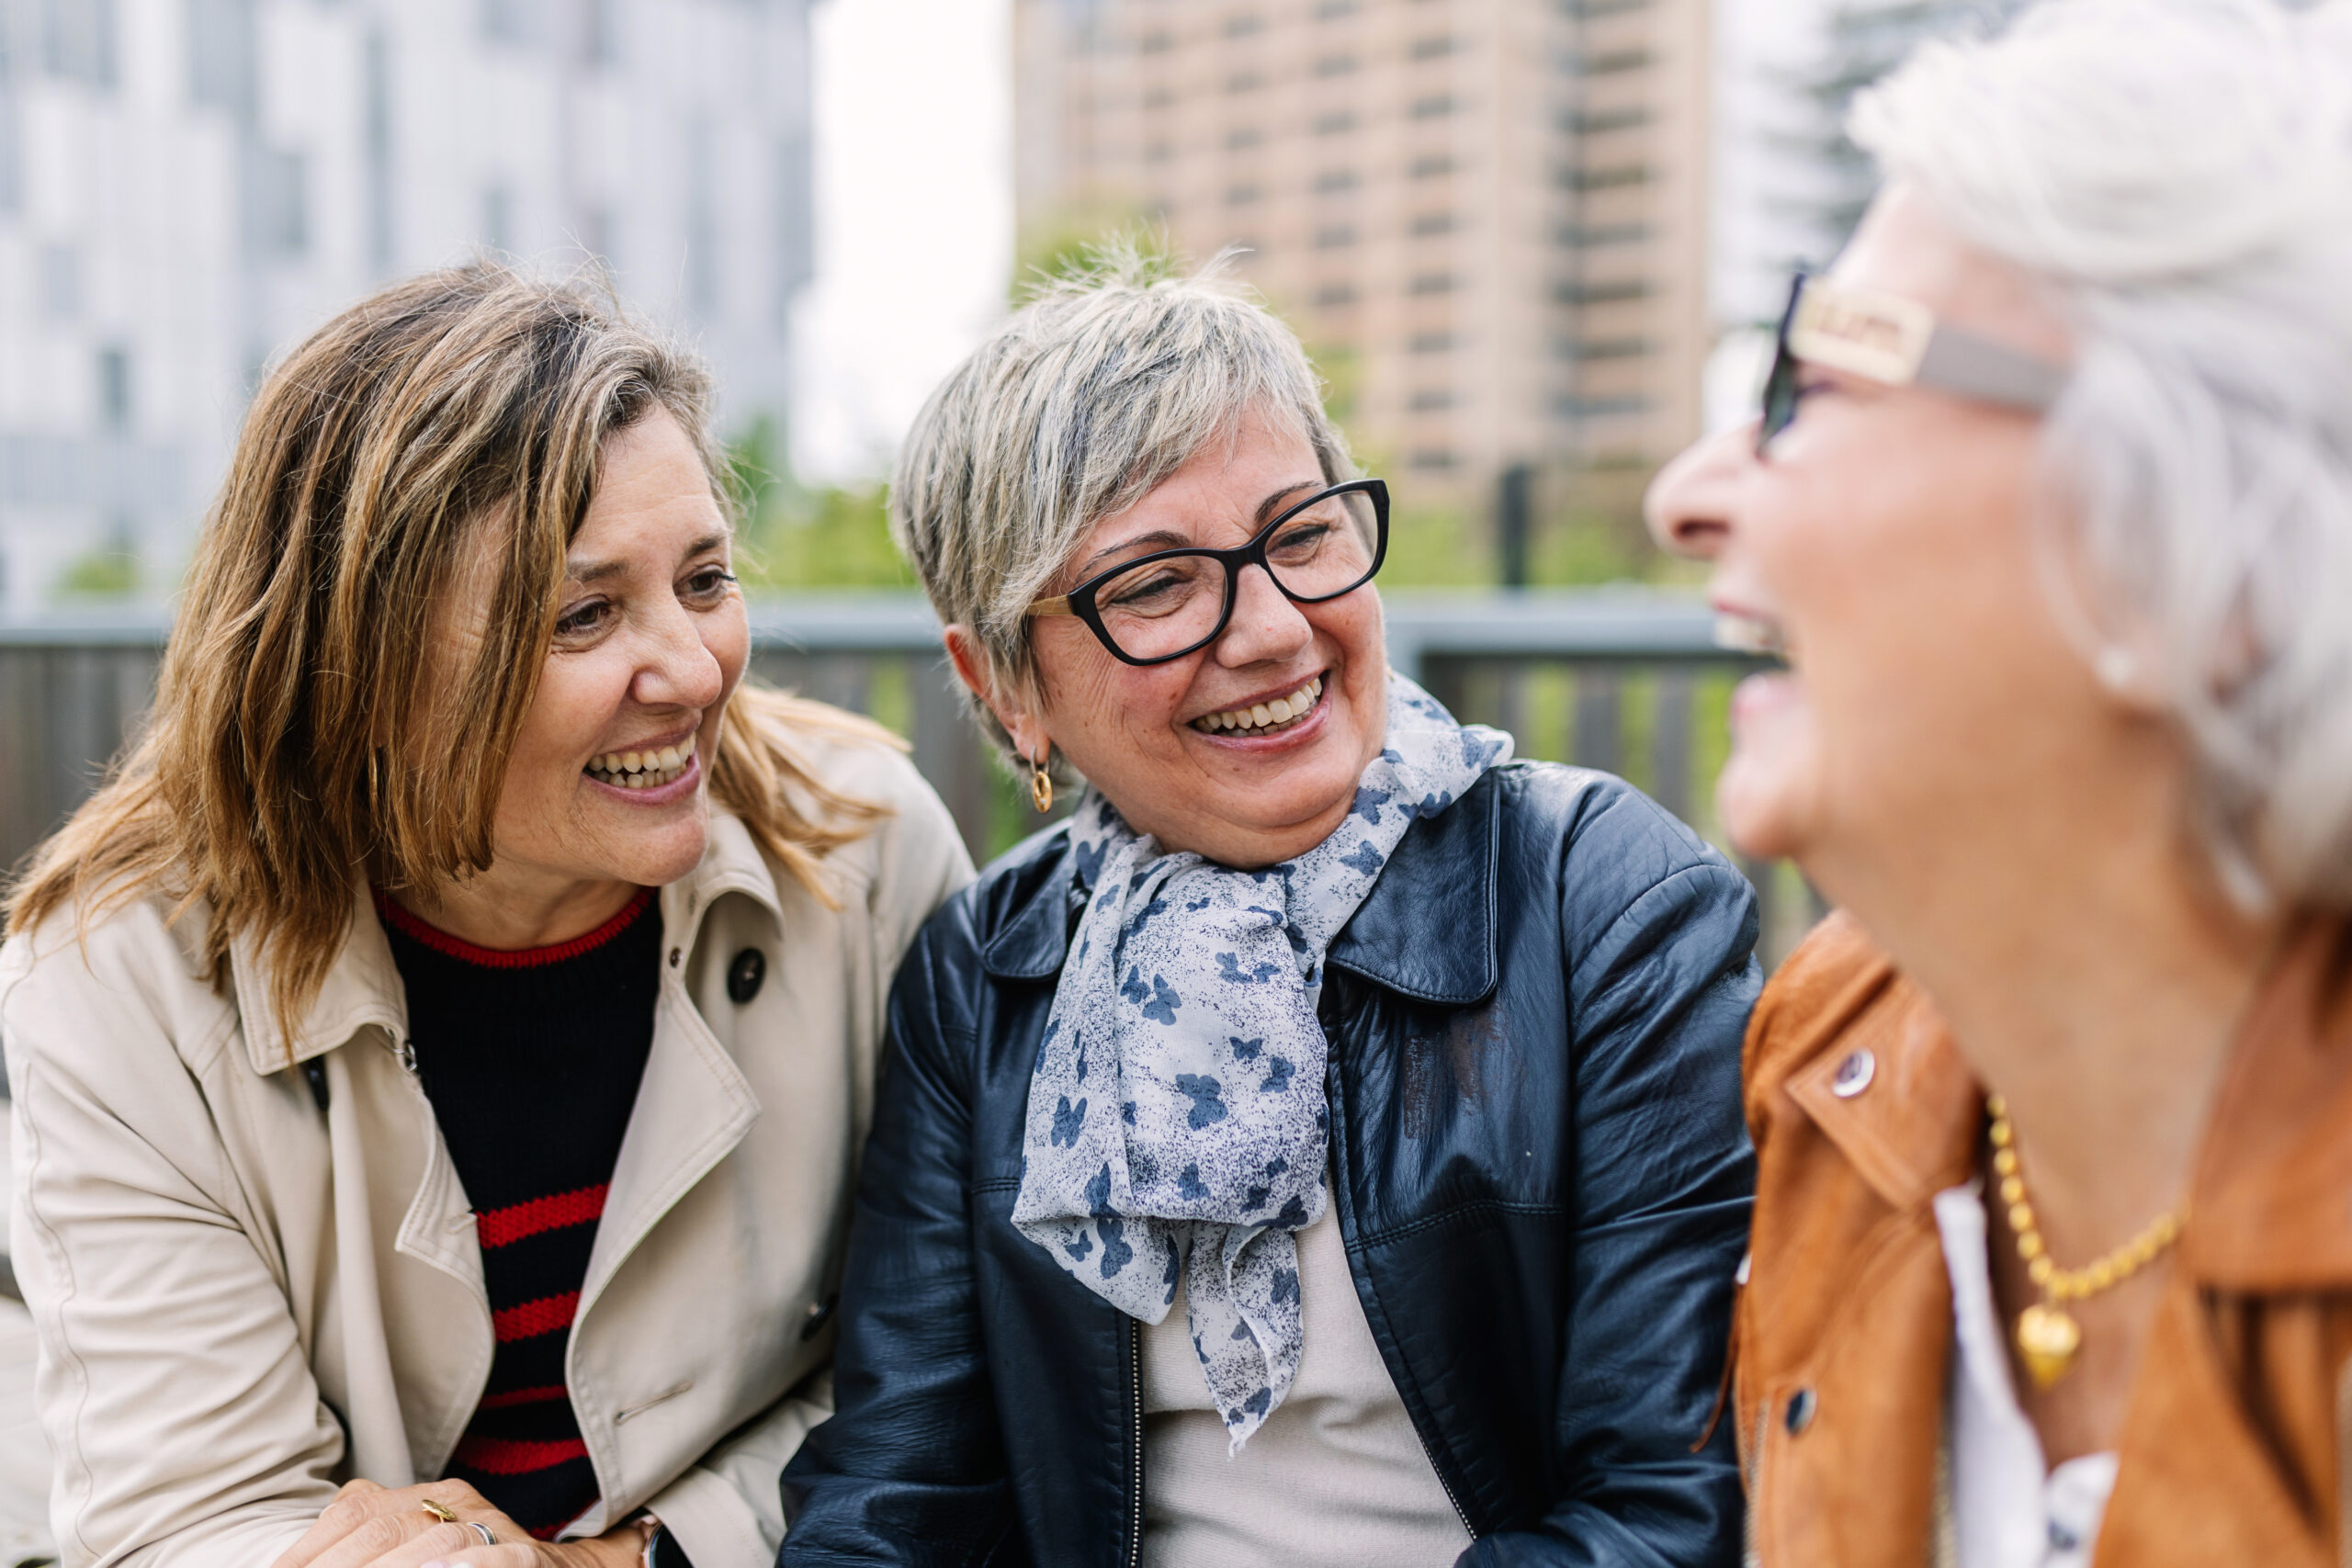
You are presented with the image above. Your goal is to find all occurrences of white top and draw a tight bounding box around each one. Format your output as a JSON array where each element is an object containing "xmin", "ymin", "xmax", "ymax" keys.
[
  {"xmin": 1139, "ymin": 1183, "xmax": 1473, "ymax": 1568},
  {"xmin": 1933, "ymin": 1184, "xmax": 2120, "ymax": 1568}
]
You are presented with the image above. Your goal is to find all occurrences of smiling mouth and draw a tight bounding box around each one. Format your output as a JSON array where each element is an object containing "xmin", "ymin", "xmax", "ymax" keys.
[
  {"xmin": 585, "ymin": 733, "xmax": 696, "ymax": 790},
  {"xmin": 1191, "ymin": 674, "xmax": 1325, "ymax": 736}
]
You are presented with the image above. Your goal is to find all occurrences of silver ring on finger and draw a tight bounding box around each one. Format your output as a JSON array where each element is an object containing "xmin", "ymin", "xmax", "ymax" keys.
[{"xmin": 465, "ymin": 1521, "xmax": 498, "ymax": 1547}]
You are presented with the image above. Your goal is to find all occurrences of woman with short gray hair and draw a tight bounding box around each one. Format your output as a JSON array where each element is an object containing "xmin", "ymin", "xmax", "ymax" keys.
[
  {"xmin": 1646, "ymin": 0, "xmax": 2352, "ymax": 1560},
  {"xmin": 779, "ymin": 253, "xmax": 1761, "ymax": 1565}
]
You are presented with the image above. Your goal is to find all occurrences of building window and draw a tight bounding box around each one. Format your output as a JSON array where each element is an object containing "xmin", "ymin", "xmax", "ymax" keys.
[
  {"xmin": 1313, "ymin": 53, "xmax": 1356, "ymax": 75},
  {"xmin": 1407, "ymin": 271, "xmax": 1458, "ymax": 295},
  {"xmin": 1555, "ymin": 277, "xmax": 1647, "ymax": 305},
  {"xmin": 1408, "ymin": 331, "xmax": 1454, "ymax": 354},
  {"xmin": 578, "ymin": 0, "xmax": 619, "ymax": 67},
  {"xmin": 1227, "ymin": 127, "xmax": 1263, "ymax": 150},
  {"xmin": 1227, "ymin": 183, "xmax": 1263, "ymax": 206},
  {"xmin": 1312, "ymin": 168, "xmax": 1358, "ymax": 194},
  {"xmin": 1558, "ymin": 0, "xmax": 1652, "ymax": 17},
  {"xmin": 1563, "ymin": 337, "xmax": 1648, "ymax": 359},
  {"xmin": 1408, "ymin": 35, "xmax": 1457, "ymax": 59},
  {"xmin": 1408, "ymin": 449, "xmax": 1459, "ymax": 470},
  {"xmin": 188, "ymin": 0, "xmax": 256, "ymax": 113},
  {"xmin": 1315, "ymin": 0, "xmax": 1357, "ymax": 17},
  {"xmin": 1561, "ymin": 106, "xmax": 1650, "ymax": 135},
  {"xmin": 250, "ymin": 147, "xmax": 309, "ymax": 255},
  {"xmin": 1144, "ymin": 141, "xmax": 1174, "ymax": 164},
  {"xmin": 36, "ymin": 243, "xmax": 79, "ymax": 320},
  {"xmin": 1558, "ymin": 163, "xmax": 1652, "ymax": 192},
  {"xmin": 1408, "ymin": 389, "xmax": 1455, "ymax": 411},
  {"xmin": 1408, "ymin": 153, "xmax": 1455, "ymax": 178},
  {"xmin": 1139, "ymin": 29, "xmax": 1173, "ymax": 53},
  {"xmin": 1407, "ymin": 93, "xmax": 1457, "ymax": 119},
  {"xmin": 1408, "ymin": 211, "xmax": 1455, "ymax": 236},
  {"xmin": 1315, "ymin": 282, "xmax": 1358, "ymax": 308},
  {"xmin": 0, "ymin": 88, "xmax": 21, "ymax": 214},
  {"xmin": 42, "ymin": 0, "xmax": 117, "ymax": 86},
  {"xmin": 1556, "ymin": 221, "xmax": 1651, "ymax": 248},
  {"xmin": 480, "ymin": 0, "xmax": 532, "ymax": 44},
  {"xmin": 481, "ymin": 184, "xmax": 515, "ymax": 254},
  {"xmin": 1313, "ymin": 223, "xmax": 1355, "ymax": 248},
  {"xmin": 1554, "ymin": 394, "xmax": 1651, "ymax": 417},
  {"xmin": 1566, "ymin": 47, "xmax": 1653, "ymax": 75},
  {"xmin": 1314, "ymin": 109, "xmax": 1356, "ymax": 135},
  {"xmin": 1223, "ymin": 13, "xmax": 1263, "ymax": 37},
  {"xmin": 1226, "ymin": 71, "xmax": 1263, "ymax": 93},
  {"xmin": 96, "ymin": 345, "xmax": 131, "ymax": 430},
  {"xmin": 1143, "ymin": 87, "xmax": 1174, "ymax": 109}
]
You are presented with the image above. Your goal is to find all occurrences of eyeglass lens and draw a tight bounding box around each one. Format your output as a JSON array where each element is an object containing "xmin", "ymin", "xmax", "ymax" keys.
[
  {"xmin": 1757, "ymin": 272, "xmax": 1808, "ymax": 455},
  {"xmin": 1089, "ymin": 488, "xmax": 1383, "ymax": 662}
]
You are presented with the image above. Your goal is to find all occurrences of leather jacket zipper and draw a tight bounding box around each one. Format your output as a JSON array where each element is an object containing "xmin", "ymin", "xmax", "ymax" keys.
[
  {"xmin": 1126, "ymin": 1315, "xmax": 1145, "ymax": 1568},
  {"xmin": 1416, "ymin": 1422, "xmax": 1478, "ymax": 1541}
]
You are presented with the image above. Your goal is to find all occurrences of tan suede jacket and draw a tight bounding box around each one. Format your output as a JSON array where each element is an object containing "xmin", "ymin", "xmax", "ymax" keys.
[
  {"xmin": 1, "ymin": 738, "xmax": 971, "ymax": 1568},
  {"xmin": 1735, "ymin": 912, "xmax": 2352, "ymax": 1567}
]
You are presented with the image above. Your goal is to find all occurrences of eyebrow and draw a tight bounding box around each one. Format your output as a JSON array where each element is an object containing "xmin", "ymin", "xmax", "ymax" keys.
[
  {"xmin": 566, "ymin": 531, "xmax": 730, "ymax": 584},
  {"xmin": 1071, "ymin": 480, "xmax": 1325, "ymax": 580}
]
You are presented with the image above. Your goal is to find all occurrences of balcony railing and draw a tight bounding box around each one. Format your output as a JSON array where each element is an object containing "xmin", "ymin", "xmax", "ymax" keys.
[{"xmin": 0, "ymin": 589, "xmax": 1826, "ymax": 965}]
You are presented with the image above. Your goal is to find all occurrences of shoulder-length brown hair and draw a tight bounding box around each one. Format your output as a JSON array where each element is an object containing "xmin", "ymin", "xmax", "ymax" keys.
[{"xmin": 8, "ymin": 263, "xmax": 892, "ymax": 1039}]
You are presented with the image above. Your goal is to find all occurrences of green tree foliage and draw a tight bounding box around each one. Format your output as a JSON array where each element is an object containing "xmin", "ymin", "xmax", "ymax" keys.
[{"xmin": 725, "ymin": 414, "xmax": 911, "ymax": 590}]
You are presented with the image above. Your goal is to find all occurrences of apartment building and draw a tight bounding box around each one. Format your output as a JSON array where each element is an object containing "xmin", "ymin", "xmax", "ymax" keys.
[
  {"xmin": 1014, "ymin": 0, "xmax": 1712, "ymax": 512},
  {"xmin": 0, "ymin": 0, "xmax": 812, "ymax": 611}
]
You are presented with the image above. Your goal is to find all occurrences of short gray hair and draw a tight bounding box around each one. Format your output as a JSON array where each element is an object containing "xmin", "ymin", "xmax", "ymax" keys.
[
  {"xmin": 1851, "ymin": 0, "xmax": 2352, "ymax": 908},
  {"xmin": 891, "ymin": 244, "xmax": 1353, "ymax": 768}
]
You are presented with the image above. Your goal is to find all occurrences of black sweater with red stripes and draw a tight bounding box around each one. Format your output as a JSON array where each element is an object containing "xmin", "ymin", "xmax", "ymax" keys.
[{"xmin": 377, "ymin": 887, "xmax": 661, "ymax": 1540}]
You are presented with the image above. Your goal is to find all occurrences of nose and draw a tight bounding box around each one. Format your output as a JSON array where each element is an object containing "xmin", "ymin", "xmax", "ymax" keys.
[
  {"xmin": 1212, "ymin": 561, "xmax": 1316, "ymax": 669},
  {"xmin": 631, "ymin": 597, "xmax": 727, "ymax": 712},
  {"xmin": 1644, "ymin": 423, "xmax": 1755, "ymax": 560}
]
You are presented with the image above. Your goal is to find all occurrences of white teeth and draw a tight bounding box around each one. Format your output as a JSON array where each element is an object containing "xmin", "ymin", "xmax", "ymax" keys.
[
  {"xmin": 1713, "ymin": 613, "xmax": 1788, "ymax": 658},
  {"xmin": 1193, "ymin": 677, "xmax": 1326, "ymax": 734},
  {"xmin": 584, "ymin": 734, "xmax": 697, "ymax": 788}
]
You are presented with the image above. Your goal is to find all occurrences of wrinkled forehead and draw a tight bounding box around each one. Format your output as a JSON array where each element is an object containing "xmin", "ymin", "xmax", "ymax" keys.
[
  {"xmin": 1832, "ymin": 182, "xmax": 2074, "ymax": 367},
  {"xmin": 1062, "ymin": 411, "xmax": 1327, "ymax": 567}
]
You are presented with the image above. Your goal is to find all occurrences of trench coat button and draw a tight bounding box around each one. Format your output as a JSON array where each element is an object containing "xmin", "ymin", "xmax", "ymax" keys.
[
  {"xmin": 1831, "ymin": 1047, "xmax": 1876, "ymax": 1099},
  {"xmin": 727, "ymin": 948, "xmax": 766, "ymax": 1005},
  {"xmin": 799, "ymin": 1293, "xmax": 838, "ymax": 1342},
  {"xmin": 1784, "ymin": 1387, "xmax": 1817, "ymax": 1435}
]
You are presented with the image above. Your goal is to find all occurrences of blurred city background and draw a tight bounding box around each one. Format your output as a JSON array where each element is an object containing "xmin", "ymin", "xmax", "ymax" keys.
[
  {"xmin": 0, "ymin": 0, "xmax": 2034, "ymax": 947},
  {"xmin": 0, "ymin": 0, "xmax": 2023, "ymax": 1552}
]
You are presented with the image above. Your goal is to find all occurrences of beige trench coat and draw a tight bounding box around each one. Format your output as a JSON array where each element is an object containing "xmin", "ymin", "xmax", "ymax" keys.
[{"xmin": 0, "ymin": 738, "xmax": 971, "ymax": 1568}]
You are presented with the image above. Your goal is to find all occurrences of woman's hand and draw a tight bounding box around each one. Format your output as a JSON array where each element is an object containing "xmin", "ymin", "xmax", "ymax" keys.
[{"xmin": 270, "ymin": 1480, "xmax": 647, "ymax": 1568}]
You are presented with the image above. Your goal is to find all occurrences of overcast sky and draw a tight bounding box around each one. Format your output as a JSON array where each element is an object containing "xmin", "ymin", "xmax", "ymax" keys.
[{"xmin": 789, "ymin": 0, "xmax": 1014, "ymax": 487}]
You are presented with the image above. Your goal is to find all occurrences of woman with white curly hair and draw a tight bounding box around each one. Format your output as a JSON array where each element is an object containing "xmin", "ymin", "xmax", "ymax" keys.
[{"xmin": 1645, "ymin": 0, "xmax": 2352, "ymax": 1562}]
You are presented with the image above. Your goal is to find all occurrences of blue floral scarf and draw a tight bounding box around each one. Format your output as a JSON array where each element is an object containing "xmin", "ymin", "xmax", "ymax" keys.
[{"xmin": 1011, "ymin": 673, "xmax": 1511, "ymax": 1449}]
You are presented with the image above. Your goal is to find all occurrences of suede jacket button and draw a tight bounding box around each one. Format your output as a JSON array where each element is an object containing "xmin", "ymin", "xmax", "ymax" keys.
[{"xmin": 1831, "ymin": 1047, "xmax": 1876, "ymax": 1099}]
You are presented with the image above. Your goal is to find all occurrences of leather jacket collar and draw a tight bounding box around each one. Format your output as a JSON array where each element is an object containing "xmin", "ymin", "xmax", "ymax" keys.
[{"xmin": 975, "ymin": 778, "xmax": 1502, "ymax": 1008}]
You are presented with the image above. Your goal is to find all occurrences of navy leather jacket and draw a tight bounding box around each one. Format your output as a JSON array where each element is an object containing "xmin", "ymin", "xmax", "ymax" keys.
[{"xmin": 781, "ymin": 762, "xmax": 1759, "ymax": 1567}]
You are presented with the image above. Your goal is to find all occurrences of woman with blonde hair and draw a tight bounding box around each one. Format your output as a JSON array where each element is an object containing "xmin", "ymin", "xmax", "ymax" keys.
[{"xmin": 1, "ymin": 265, "xmax": 969, "ymax": 1568}]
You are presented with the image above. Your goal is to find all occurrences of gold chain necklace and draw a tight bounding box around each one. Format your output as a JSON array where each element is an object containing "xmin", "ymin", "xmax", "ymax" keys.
[{"xmin": 1986, "ymin": 1093, "xmax": 2187, "ymax": 1390}]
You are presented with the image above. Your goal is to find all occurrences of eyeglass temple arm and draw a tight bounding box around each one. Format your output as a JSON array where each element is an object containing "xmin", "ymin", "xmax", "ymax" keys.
[
  {"xmin": 1025, "ymin": 596, "xmax": 1074, "ymax": 618},
  {"xmin": 1917, "ymin": 329, "xmax": 2067, "ymax": 413}
]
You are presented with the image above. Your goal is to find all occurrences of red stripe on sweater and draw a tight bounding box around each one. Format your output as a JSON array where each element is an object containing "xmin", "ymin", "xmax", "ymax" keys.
[
  {"xmin": 476, "ymin": 1185, "xmax": 608, "ymax": 1249},
  {"xmin": 453, "ymin": 1433, "xmax": 591, "ymax": 1475},
  {"xmin": 372, "ymin": 887, "xmax": 657, "ymax": 969},
  {"xmin": 475, "ymin": 1384, "xmax": 569, "ymax": 1410},
  {"xmin": 492, "ymin": 1292, "xmax": 580, "ymax": 1343}
]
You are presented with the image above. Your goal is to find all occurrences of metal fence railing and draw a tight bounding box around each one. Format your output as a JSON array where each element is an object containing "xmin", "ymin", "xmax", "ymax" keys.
[{"xmin": 0, "ymin": 590, "xmax": 1826, "ymax": 966}]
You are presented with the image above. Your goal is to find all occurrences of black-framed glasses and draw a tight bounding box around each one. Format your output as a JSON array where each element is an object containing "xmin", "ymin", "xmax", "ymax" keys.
[
  {"xmin": 1026, "ymin": 479, "xmax": 1388, "ymax": 666},
  {"xmin": 1758, "ymin": 269, "xmax": 2068, "ymax": 457}
]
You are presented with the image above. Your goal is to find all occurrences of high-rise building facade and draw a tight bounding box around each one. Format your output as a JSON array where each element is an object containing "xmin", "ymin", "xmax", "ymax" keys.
[
  {"xmin": 1015, "ymin": 0, "xmax": 1711, "ymax": 513},
  {"xmin": 0, "ymin": 0, "xmax": 812, "ymax": 613}
]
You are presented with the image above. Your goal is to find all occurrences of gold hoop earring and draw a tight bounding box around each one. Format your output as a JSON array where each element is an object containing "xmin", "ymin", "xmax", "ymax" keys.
[{"xmin": 1029, "ymin": 749, "xmax": 1054, "ymax": 814}]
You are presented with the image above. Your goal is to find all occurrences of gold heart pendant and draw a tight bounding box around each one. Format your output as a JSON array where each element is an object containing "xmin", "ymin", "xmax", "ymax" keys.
[{"xmin": 2017, "ymin": 1303, "xmax": 2082, "ymax": 1389}]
